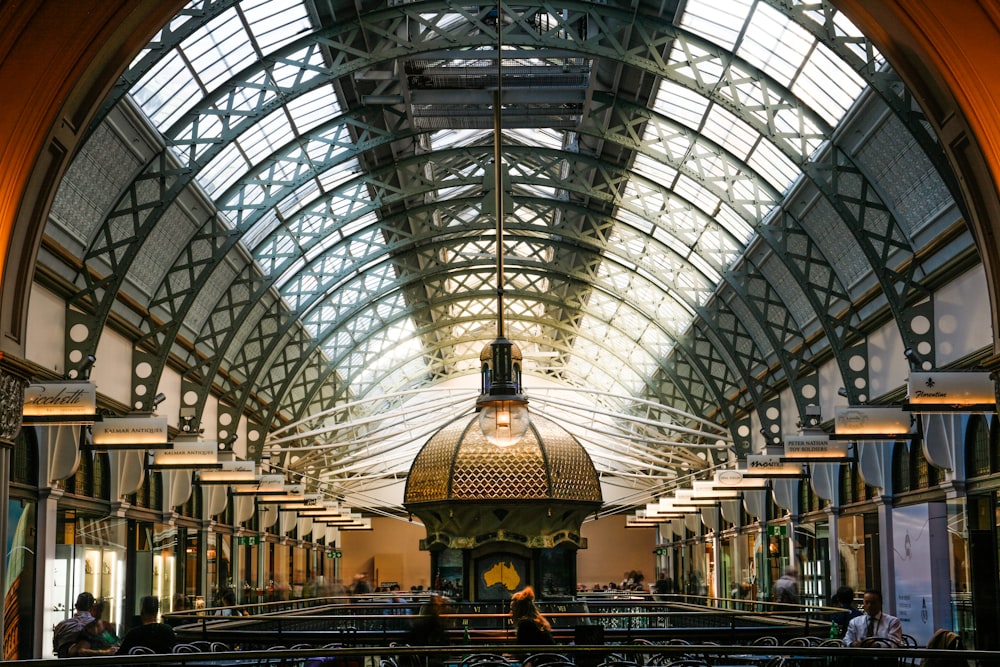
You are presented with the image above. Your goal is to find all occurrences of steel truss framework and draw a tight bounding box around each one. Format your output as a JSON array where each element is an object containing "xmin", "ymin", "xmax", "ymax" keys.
[{"xmin": 51, "ymin": 0, "xmax": 962, "ymax": 507}]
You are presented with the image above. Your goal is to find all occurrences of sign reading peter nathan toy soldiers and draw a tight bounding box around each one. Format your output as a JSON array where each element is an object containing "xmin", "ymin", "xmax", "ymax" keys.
[
  {"xmin": 22, "ymin": 382, "xmax": 97, "ymax": 424},
  {"xmin": 783, "ymin": 434, "xmax": 849, "ymax": 460}
]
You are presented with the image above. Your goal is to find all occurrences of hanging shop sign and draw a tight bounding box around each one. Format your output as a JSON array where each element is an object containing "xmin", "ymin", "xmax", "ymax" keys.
[
  {"xmin": 92, "ymin": 416, "xmax": 169, "ymax": 448},
  {"xmin": 783, "ymin": 434, "xmax": 850, "ymax": 460},
  {"xmin": 713, "ymin": 469, "xmax": 767, "ymax": 488},
  {"xmin": 22, "ymin": 382, "xmax": 98, "ymax": 424},
  {"xmin": 833, "ymin": 405, "xmax": 911, "ymax": 438},
  {"xmin": 906, "ymin": 371, "xmax": 995, "ymax": 410},
  {"xmin": 150, "ymin": 440, "xmax": 219, "ymax": 468},
  {"xmin": 231, "ymin": 473, "xmax": 286, "ymax": 495},
  {"xmin": 255, "ymin": 484, "xmax": 306, "ymax": 503},
  {"xmin": 196, "ymin": 459, "xmax": 257, "ymax": 484},
  {"xmin": 742, "ymin": 454, "xmax": 804, "ymax": 478}
]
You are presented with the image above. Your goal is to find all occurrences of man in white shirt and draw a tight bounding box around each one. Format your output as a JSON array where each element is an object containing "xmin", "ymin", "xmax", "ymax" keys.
[{"xmin": 844, "ymin": 589, "xmax": 903, "ymax": 647}]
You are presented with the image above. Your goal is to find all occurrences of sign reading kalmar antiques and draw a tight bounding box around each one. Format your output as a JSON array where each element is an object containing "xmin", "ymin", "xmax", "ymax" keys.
[
  {"xmin": 92, "ymin": 416, "xmax": 169, "ymax": 447},
  {"xmin": 784, "ymin": 434, "xmax": 849, "ymax": 459},
  {"xmin": 908, "ymin": 371, "xmax": 994, "ymax": 406},
  {"xmin": 22, "ymin": 382, "xmax": 96, "ymax": 417},
  {"xmin": 151, "ymin": 441, "xmax": 218, "ymax": 466}
]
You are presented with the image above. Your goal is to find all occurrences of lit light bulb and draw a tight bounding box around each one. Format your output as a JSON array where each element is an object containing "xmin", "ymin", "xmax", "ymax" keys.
[{"xmin": 478, "ymin": 399, "xmax": 530, "ymax": 447}]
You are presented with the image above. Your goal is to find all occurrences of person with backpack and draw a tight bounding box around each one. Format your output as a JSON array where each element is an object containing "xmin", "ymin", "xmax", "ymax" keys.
[{"xmin": 52, "ymin": 592, "xmax": 96, "ymax": 657}]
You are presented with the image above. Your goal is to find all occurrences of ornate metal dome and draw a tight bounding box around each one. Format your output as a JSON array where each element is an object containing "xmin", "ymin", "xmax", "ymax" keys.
[{"xmin": 404, "ymin": 412, "xmax": 602, "ymax": 504}]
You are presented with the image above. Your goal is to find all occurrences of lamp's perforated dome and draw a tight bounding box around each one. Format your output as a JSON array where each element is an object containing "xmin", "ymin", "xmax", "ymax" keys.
[{"xmin": 404, "ymin": 411, "xmax": 602, "ymax": 505}]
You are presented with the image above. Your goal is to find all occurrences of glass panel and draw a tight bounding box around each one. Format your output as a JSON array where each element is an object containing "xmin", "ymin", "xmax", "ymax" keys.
[{"xmin": 4, "ymin": 498, "xmax": 37, "ymax": 660}]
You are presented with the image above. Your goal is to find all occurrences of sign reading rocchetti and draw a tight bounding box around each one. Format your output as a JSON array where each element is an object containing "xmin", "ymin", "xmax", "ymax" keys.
[
  {"xmin": 783, "ymin": 434, "xmax": 849, "ymax": 459},
  {"xmin": 23, "ymin": 382, "xmax": 97, "ymax": 417},
  {"xmin": 744, "ymin": 454, "xmax": 803, "ymax": 477},
  {"xmin": 908, "ymin": 371, "xmax": 994, "ymax": 406},
  {"xmin": 92, "ymin": 416, "xmax": 169, "ymax": 447}
]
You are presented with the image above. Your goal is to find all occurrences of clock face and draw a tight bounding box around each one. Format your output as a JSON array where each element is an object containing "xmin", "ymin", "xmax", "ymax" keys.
[{"xmin": 476, "ymin": 553, "xmax": 528, "ymax": 599}]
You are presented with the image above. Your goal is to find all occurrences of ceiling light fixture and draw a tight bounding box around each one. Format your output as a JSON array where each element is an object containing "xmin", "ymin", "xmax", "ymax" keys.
[{"xmin": 477, "ymin": 0, "xmax": 529, "ymax": 448}]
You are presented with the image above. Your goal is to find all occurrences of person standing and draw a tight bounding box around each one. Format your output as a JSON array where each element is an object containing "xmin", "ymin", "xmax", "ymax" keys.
[
  {"xmin": 510, "ymin": 586, "xmax": 554, "ymax": 646},
  {"xmin": 116, "ymin": 596, "xmax": 179, "ymax": 655},
  {"xmin": 844, "ymin": 589, "xmax": 903, "ymax": 647},
  {"xmin": 653, "ymin": 572, "xmax": 673, "ymax": 599},
  {"xmin": 773, "ymin": 567, "xmax": 800, "ymax": 606}
]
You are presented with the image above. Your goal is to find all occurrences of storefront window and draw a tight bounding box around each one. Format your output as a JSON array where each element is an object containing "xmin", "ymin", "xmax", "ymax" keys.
[
  {"xmin": 152, "ymin": 524, "xmax": 176, "ymax": 612},
  {"xmin": 837, "ymin": 514, "xmax": 867, "ymax": 592},
  {"xmin": 798, "ymin": 521, "xmax": 829, "ymax": 606},
  {"xmin": 207, "ymin": 532, "xmax": 232, "ymax": 609},
  {"xmin": 53, "ymin": 511, "xmax": 124, "ymax": 628}
]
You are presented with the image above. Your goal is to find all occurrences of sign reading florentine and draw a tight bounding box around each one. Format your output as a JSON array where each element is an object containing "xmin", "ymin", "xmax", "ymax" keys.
[
  {"xmin": 23, "ymin": 382, "xmax": 97, "ymax": 417},
  {"xmin": 908, "ymin": 371, "xmax": 994, "ymax": 406},
  {"xmin": 92, "ymin": 416, "xmax": 169, "ymax": 447}
]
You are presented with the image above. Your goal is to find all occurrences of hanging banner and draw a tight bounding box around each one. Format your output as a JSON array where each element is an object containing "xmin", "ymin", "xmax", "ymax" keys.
[
  {"xmin": 92, "ymin": 416, "xmax": 169, "ymax": 448},
  {"xmin": 833, "ymin": 405, "xmax": 911, "ymax": 438}
]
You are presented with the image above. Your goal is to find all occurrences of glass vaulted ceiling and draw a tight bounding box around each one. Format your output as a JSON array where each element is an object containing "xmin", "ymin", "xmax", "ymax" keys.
[{"xmin": 62, "ymin": 0, "xmax": 950, "ymax": 509}]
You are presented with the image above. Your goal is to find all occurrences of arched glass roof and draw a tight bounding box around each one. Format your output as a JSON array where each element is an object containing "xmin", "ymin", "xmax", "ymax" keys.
[{"xmin": 50, "ymin": 0, "xmax": 964, "ymax": 514}]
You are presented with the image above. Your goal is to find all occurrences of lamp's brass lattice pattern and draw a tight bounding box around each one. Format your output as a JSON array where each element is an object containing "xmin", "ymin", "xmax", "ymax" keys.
[{"xmin": 405, "ymin": 412, "xmax": 602, "ymax": 504}]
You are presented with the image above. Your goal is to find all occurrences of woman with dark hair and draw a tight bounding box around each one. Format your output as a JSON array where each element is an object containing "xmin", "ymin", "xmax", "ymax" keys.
[{"xmin": 510, "ymin": 587, "xmax": 554, "ymax": 646}]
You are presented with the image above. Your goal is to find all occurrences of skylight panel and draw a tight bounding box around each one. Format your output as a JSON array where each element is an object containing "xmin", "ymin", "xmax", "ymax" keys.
[
  {"xmin": 701, "ymin": 104, "xmax": 756, "ymax": 161},
  {"xmin": 738, "ymin": 3, "xmax": 812, "ymax": 89},
  {"xmin": 678, "ymin": 0, "xmax": 752, "ymax": 51},
  {"xmin": 182, "ymin": 11, "xmax": 254, "ymax": 93},
  {"xmin": 242, "ymin": 0, "xmax": 312, "ymax": 54},
  {"xmin": 305, "ymin": 213, "xmax": 379, "ymax": 264},
  {"xmin": 652, "ymin": 81, "xmax": 709, "ymax": 131},
  {"xmin": 431, "ymin": 128, "xmax": 489, "ymax": 150},
  {"xmin": 508, "ymin": 127, "xmax": 563, "ymax": 150},
  {"xmin": 240, "ymin": 109, "xmax": 295, "ymax": 165},
  {"xmin": 131, "ymin": 52, "xmax": 201, "ymax": 128},
  {"xmin": 270, "ymin": 46, "xmax": 328, "ymax": 90},
  {"xmin": 317, "ymin": 158, "xmax": 362, "ymax": 192},
  {"xmin": 200, "ymin": 142, "xmax": 250, "ymax": 199},
  {"xmin": 633, "ymin": 153, "xmax": 678, "ymax": 189},
  {"xmin": 713, "ymin": 200, "xmax": 755, "ymax": 243},
  {"xmin": 673, "ymin": 174, "xmax": 720, "ymax": 217},
  {"xmin": 288, "ymin": 85, "xmax": 343, "ymax": 134},
  {"xmin": 516, "ymin": 182, "xmax": 559, "ymax": 199},
  {"xmin": 793, "ymin": 47, "xmax": 867, "ymax": 125}
]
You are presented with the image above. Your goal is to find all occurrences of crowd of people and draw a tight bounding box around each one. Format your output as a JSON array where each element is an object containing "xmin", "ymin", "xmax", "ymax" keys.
[
  {"xmin": 52, "ymin": 592, "xmax": 179, "ymax": 657},
  {"xmin": 52, "ymin": 578, "xmax": 910, "ymax": 659}
]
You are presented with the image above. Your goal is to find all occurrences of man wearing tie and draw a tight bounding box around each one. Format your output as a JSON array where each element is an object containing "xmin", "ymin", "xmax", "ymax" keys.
[{"xmin": 844, "ymin": 589, "xmax": 903, "ymax": 647}]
